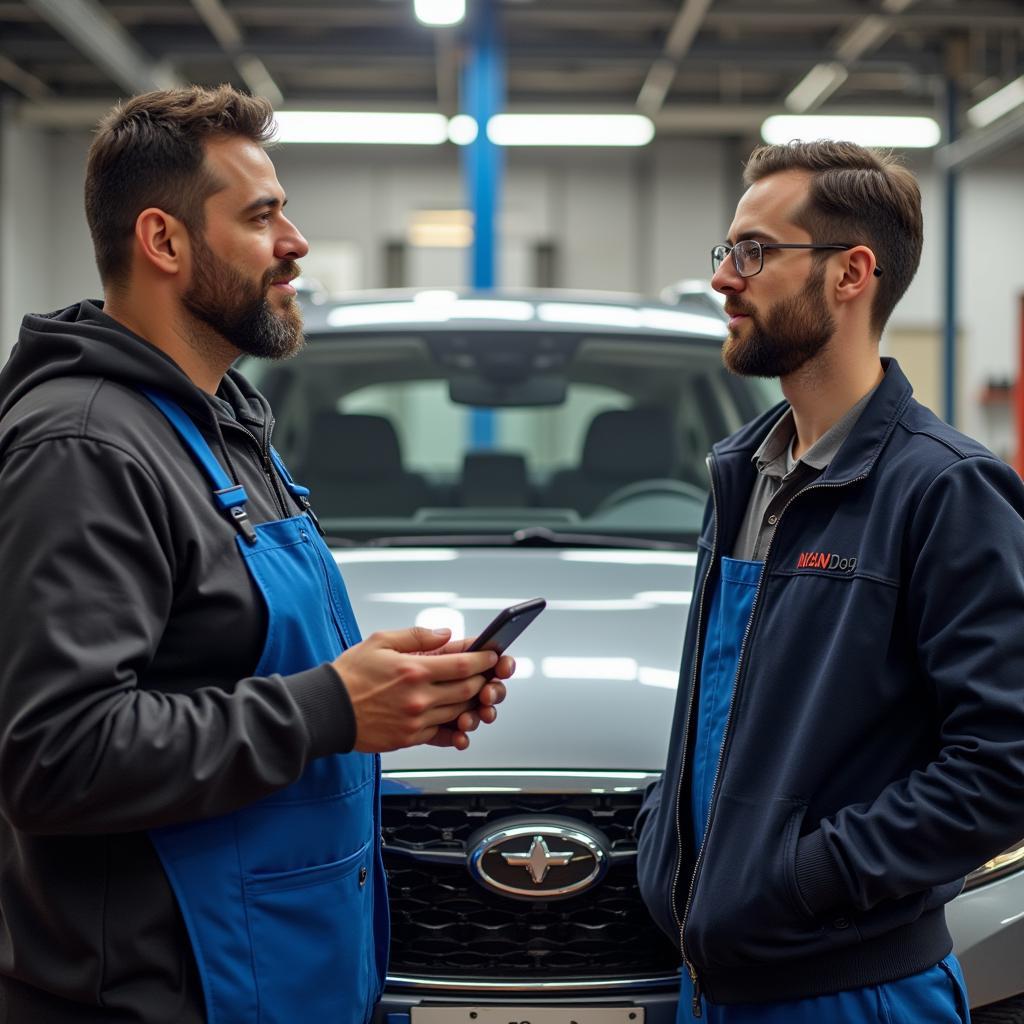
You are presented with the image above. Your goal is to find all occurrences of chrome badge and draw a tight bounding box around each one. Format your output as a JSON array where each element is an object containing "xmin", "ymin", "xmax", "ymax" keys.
[{"xmin": 466, "ymin": 817, "xmax": 609, "ymax": 899}]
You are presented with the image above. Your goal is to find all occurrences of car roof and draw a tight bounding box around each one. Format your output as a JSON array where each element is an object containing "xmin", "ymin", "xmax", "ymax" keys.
[{"xmin": 297, "ymin": 285, "xmax": 728, "ymax": 341}]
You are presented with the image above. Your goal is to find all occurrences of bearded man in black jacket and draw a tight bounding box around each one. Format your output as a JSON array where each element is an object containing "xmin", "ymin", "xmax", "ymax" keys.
[{"xmin": 0, "ymin": 85, "xmax": 513, "ymax": 1024}]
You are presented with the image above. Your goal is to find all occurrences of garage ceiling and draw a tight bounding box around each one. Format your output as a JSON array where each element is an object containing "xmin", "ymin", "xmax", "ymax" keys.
[{"xmin": 0, "ymin": 0, "xmax": 1022, "ymax": 142}]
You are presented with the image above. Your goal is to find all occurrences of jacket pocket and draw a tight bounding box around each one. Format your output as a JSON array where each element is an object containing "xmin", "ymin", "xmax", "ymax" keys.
[
  {"xmin": 244, "ymin": 837, "xmax": 376, "ymax": 1024},
  {"xmin": 686, "ymin": 794, "xmax": 824, "ymax": 968}
]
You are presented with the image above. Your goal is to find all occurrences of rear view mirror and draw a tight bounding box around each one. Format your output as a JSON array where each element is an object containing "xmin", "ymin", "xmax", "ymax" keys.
[{"xmin": 449, "ymin": 374, "xmax": 568, "ymax": 407}]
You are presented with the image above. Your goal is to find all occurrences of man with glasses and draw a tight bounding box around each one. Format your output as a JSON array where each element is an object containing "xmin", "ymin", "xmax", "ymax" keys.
[{"xmin": 637, "ymin": 139, "xmax": 1024, "ymax": 1022}]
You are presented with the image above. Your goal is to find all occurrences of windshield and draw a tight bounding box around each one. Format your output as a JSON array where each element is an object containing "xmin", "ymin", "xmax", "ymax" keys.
[{"xmin": 239, "ymin": 327, "xmax": 781, "ymax": 544}]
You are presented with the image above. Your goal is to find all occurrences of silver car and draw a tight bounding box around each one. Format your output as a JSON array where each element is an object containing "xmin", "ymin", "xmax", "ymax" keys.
[{"xmin": 240, "ymin": 287, "xmax": 1024, "ymax": 1024}]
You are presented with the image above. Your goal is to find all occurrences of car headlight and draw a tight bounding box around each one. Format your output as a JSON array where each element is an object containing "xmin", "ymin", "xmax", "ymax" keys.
[{"xmin": 964, "ymin": 839, "xmax": 1024, "ymax": 891}]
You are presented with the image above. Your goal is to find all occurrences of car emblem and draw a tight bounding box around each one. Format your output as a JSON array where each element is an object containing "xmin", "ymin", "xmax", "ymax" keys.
[
  {"xmin": 502, "ymin": 835, "xmax": 574, "ymax": 883},
  {"xmin": 466, "ymin": 817, "xmax": 609, "ymax": 900}
]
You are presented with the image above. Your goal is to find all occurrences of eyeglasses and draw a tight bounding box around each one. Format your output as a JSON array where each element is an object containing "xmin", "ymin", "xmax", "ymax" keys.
[{"xmin": 711, "ymin": 239, "xmax": 883, "ymax": 278}]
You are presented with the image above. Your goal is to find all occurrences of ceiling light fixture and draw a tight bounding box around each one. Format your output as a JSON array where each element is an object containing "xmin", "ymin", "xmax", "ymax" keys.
[
  {"xmin": 272, "ymin": 111, "xmax": 449, "ymax": 145},
  {"xmin": 967, "ymin": 75, "xmax": 1024, "ymax": 129},
  {"xmin": 272, "ymin": 112, "xmax": 658, "ymax": 148},
  {"xmin": 761, "ymin": 114, "xmax": 941, "ymax": 148},
  {"xmin": 484, "ymin": 113, "xmax": 655, "ymax": 147},
  {"xmin": 447, "ymin": 113, "xmax": 479, "ymax": 145},
  {"xmin": 414, "ymin": 0, "xmax": 466, "ymax": 27},
  {"xmin": 784, "ymin": 62, "xmax": 848, "ymax": 114}
]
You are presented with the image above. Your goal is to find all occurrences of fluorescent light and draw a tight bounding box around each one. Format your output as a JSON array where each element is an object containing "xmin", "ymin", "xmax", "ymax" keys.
[
  {"xmin": 273, "ymin": 111, "xmax": 655, "ymax": 147},
  {"xmin": 967, "ymin": 75, "xmax": 1024, "ymax": 128},
  {"xmin": 486, "ymin": 114, "xmax": 655, "ymax": 147},
  {"xmin": 447, "ymin": 114, "xmax": 478, "ymax": 145},
  {"xmin": 761, "ymin": 114, "xmax": 941, "ymax": 148},
  {"xmin": 785, "ymin": 62, "xmax": 848, "ymax": 114},
  {"xmin": 834, "ymin": 16, "xmax": 890, "ymax": 63},
  {"xmin": 273, "ymin": 111, "xmax": 449, "ymax": 145},
  {"xmin": 414, "ymin": 0, "xmax": 465, "ymax": 26}
]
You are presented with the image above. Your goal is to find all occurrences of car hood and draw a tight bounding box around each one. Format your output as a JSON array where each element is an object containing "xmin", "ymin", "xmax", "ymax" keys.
[{"xmin": 333, "ymin": 545, "xmax": 696, "ymax": 771}]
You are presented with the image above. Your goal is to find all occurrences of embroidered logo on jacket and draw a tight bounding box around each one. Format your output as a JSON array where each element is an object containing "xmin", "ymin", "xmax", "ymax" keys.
[{"xmin": 796, "ymin": 551, "xmax": 857, "ymax": 572}]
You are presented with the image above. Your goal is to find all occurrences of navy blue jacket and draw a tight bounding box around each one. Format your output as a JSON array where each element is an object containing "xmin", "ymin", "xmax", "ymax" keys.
[{"xmin": 637, "ymin": 358, "xmax": 1024, "ymax": 1005}]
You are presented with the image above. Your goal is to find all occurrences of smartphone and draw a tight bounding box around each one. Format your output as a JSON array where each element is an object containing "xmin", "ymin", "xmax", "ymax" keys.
[{"xmin": 467, "ymin": 598, "xmax": 546, "ymax": 656}]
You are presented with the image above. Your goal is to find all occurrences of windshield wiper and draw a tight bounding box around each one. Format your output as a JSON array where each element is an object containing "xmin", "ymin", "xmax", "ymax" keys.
[{"xmin": 358, "ymin": 527, "xmax": 688, "ymax": 550}]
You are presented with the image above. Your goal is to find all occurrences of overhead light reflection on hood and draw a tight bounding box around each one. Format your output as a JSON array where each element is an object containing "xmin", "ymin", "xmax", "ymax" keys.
[
  {"xmin": 543, "ymin": 657, "xmax": 637, "ymax": 680},
  {"xmin": 415, "ymin": 606, "xmax": 466, "ymax": 637},
  {"xmin": 559, "ymin": 551, "xmax": 698, "ymax": 566},
  {"xmin": 367, "ymin": 594, "xmax": 675, "ymax": 611},
  {"xmin": 334, "ymin": 549, "xmax": 459, "ymax": 564},
  {"xmin": 634, "ymin": 591, "xmax": 692, "ymax": 604},
  {"xmin": 539, "ymin": 657, "xmax": 679, "ymax": 690},
  {"xmin": 637, "ymin": 667, "xmax": 680, "ymax": 689}
]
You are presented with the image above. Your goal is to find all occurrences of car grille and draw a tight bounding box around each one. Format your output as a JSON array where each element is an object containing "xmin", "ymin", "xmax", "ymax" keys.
[{"xmin": 382, "ymin": 791, "xmax": 680, "ymax": 979}]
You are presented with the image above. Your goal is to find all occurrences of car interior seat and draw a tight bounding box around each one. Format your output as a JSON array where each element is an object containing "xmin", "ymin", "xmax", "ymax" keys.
[
  {"xmin": 543, "ymin": 407, "xmax": 677, "ymax": 515},
  {"xmin": 459, "ymin": 451, "xmax": 531, "ymax": 507},
  {"xmin": 299, "ymin": 411, "xmax": 432, "ymax": 518}
]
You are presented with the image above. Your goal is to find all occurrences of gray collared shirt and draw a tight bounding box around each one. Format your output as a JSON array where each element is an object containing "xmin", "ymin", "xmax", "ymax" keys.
[{"xmin": 731, "ymin": 387, "xmax": 877, "ymax": 562}]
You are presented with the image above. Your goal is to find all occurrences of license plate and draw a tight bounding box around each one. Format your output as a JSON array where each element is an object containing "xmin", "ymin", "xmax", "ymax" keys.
[{"xmin": 411, "ymin": 1008, "xmax": 643, "ymax": 1024}]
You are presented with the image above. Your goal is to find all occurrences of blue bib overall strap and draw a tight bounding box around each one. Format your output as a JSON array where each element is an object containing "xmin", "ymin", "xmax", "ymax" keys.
[
  {"xmin": 142, "ymin": 390, "xmax": 258, "ymax": 544},
  {"xmin": 270, "ymin": 445, "xmax": 325, "ymax": 537},
  {"xmin": 680, "ymin": 556, "xmax": 970, "ymax": 1024},
  {"xmin": 141, "ymin": 391, "xmax": 388, "ymax": 1024},
  {"xmin": 690, "ymin": 556, "xmax": 761, "ymax": 848}
]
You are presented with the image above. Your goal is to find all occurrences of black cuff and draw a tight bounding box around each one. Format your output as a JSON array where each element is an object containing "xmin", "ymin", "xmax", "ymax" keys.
[
  {"xmin": 286, "ymin": 663, "xmax": 357, "ymax": 756},
  {"xmin": 795, "ymin": 829, "xmax": 846, "ymax": 916}
]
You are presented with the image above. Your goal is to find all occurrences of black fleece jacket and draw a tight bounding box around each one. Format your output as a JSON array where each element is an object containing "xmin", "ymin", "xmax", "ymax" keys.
[
  {"xmin": 0, "ymin": 302, "xmax": 356, "ymax": 1023},
  {"xmin": 637, "ymin": 359, "xmax": 1024, "ymax": 1006}
]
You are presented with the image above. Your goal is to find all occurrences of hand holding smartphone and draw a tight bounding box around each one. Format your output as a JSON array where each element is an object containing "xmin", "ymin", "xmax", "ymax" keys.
[
  {"xmin": 432, "ymin": 598, "xmax": 544, "ymax": 747},
  {"xmin": 467, "ymin": 597, "xmax": 546, "ymax": 656}
]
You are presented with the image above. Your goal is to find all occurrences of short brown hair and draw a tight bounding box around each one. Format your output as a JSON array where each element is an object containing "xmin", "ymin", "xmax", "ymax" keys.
[
  {"xmin": 743, "ymin": 140, "xmax": 923, "ymax": 335},
  {"xmin": 84, "ymin": 84, "xmax": 276, "ymax": 286}
]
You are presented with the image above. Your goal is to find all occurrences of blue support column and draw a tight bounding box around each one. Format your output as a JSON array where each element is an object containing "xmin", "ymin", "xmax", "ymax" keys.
[
  {"xmin": 462, "ymin": 0, "xmax": 504, "ymax": 448},
  {"xmin": 462, "ymin": 0, "xmax": 503, "ymax": 290},
  {"xmin": 943, "ymin": 76, "xmax": 959, "ymax": 426}
]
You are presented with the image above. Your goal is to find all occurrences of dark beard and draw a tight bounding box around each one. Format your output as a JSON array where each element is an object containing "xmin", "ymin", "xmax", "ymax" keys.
[
  {"xmin": 723, "ymin": 263, "xmax": 835, "ymax": 378},
  {"xmin": 182, "ymin": 235, "xmax": 304, "ymax": 361}
]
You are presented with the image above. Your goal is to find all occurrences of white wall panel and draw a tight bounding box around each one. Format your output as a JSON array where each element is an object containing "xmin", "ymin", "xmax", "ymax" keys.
[{"xmin": 1, "ymin": 107, "xmax": 57, "ymax": 359}]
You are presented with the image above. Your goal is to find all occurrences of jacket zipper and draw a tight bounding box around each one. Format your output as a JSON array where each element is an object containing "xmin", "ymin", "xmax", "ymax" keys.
[
  {"xmin": 675, "ymin": 466, "xmax": 867, "ymax": 1017},
  {"xmin": 231, "ymin": 421, "xmax": 291, "ymax": 520}
]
